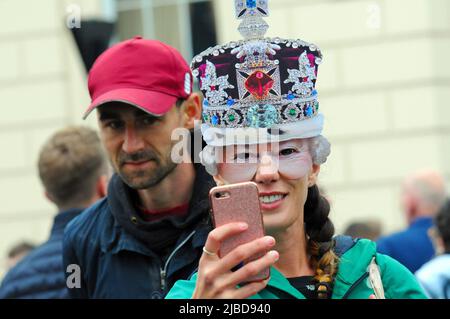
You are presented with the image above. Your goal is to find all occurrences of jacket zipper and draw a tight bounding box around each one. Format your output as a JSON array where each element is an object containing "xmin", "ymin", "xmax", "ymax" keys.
[
  {"xmin": 160, "ymin": 230, "xmax": 196, "ymax": 292},
  {"xmin": 342, "ymin": 272, "xmax": 369, "ymax": 299}
]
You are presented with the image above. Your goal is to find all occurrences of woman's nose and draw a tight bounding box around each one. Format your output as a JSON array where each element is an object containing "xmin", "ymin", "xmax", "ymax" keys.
[{"xmin": 254, "ymin": 154, "xmax": 279, "ymax": 184}]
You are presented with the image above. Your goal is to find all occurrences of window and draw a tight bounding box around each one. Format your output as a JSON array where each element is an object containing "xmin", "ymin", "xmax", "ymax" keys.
[{"xmin": 111, "ymin": 0, "xmax": 218, "ymax": 61}]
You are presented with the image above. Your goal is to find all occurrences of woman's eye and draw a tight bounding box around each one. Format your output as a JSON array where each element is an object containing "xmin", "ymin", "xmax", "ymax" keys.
[
  {"xmin": 234, "ymin": 153, "xmax": 250, "ymax": 160},
  {"xmin": 280, "ymin": 148, "xmax": 297, "ymax": 156},
  {"xmin": 233, "ymin": 153, "xmax": 257, "ymax": 162}
]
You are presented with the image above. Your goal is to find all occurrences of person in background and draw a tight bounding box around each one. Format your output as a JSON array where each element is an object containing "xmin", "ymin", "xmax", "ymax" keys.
[
  {"xmin": 0, "ymin": 126, "xmax": 109, "ymax": 299},
  {"xmin": 4, "ymin": 241, "xmax": 36, "ymax": 272},
  {"xmin": 343, "ymin": 220, "xmax": 382, "ymax": 241},
  {"xmin": 63, "ymin": 37, "xmax": 214, "ymax": 299},
  {"xmin": 416, "ymin": 198, "xmax": 450, "ymax": 299},
  {"xmin": 377, "ymin": 169, "xmax": 447, "ymax": 273}
]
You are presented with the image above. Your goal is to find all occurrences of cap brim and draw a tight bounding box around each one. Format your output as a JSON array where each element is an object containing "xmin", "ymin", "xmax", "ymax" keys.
[{"xmin": 83, "ymin": 88, "xmax": 178, "ymax": 119}]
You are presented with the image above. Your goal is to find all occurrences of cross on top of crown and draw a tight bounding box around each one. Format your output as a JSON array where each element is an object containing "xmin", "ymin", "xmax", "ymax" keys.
[
  {"xmin": 234, "ymin": 0, "xmax": 270, "ymax": 39},
  {"xmin": 234, "ymin": 0, "xmax": 269, "ymax": 19}
]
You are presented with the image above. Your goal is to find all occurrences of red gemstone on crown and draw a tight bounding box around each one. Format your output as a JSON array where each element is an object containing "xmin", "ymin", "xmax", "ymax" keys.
[{"xmin": 245, "ymin": 71, "xmax": 274, "ymax": 100}]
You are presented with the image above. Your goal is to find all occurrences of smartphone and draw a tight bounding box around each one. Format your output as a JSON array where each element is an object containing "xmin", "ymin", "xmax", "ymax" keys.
[{"xmin": 209, "ymin": 181, "xmax": 270, "ymax": 283}]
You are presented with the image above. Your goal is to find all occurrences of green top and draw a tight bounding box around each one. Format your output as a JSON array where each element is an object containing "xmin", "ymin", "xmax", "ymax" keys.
[{"xmin": 165, "ymin": 239, "xmax": 427, "ymax": 299}]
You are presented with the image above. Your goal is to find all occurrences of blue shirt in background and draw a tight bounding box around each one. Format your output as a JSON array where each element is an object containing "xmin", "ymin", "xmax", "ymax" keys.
[{"xmin": 376, "ymin": 217, "xmax": 435, "ymax": 273}]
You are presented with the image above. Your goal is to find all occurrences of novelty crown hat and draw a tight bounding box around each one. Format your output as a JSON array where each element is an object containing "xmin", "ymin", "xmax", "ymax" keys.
[{"xmin": 192, "ymin": 0, "xmax": 324, "ymax": 146}]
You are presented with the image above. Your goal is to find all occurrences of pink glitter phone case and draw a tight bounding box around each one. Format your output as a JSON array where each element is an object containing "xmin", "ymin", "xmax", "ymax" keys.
[{"xmin": 209, "ymin": 182, "xmax": 270, "ymax": 283}]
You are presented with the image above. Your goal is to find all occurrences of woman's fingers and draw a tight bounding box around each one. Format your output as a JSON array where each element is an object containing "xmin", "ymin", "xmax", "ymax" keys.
[
  {"xmin": 214, "ymin": 236, "xmax": 276, "ymax": 274},
  {"xmin": 217, "ymin": 250, "xmax": 279, "ymax": 290},
  {"xmin": 194, "ymin": 222, "xmax": 278, "ymax": 299},
  {"xmin": 201, "ymin": 222, "xmax": 248, "ymax": 260}
]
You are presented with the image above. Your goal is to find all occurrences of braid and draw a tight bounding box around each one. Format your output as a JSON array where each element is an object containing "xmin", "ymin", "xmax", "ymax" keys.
[{"xmin": 304, "ymin": 185, "xmax": 339, "ymax": 299}]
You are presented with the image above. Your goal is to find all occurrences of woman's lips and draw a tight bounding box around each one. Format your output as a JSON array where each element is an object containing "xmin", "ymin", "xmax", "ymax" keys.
[{"xmin": 259, "ymin": 192, "xmax": 287, "ymax": 211}]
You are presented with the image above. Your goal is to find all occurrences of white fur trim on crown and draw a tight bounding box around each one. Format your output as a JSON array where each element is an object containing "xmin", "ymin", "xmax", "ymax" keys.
[{"xmin": 201, "ymin": 113, "xmax": 324, "ymax": 147}]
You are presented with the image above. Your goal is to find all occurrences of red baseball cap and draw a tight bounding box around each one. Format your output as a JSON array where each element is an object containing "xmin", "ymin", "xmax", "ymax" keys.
[{"xmin": 83, "ymin": 36, "xmax": 193, "ymax": 119}]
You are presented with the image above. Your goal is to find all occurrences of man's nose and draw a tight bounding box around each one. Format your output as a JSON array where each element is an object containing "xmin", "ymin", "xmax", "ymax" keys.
[
  {"xmin": 122, "ymin": 126, "xmax": 145, "ymax": 154},
  {"xmin": 254, "ymin": 154, "xmax": 279, "ymax": 184}
]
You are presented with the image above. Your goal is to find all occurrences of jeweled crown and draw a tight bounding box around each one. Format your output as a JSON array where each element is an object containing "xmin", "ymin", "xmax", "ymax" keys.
[{"xmin": 191, "ymin": 0, "xmax": 322, "ymax": 130}]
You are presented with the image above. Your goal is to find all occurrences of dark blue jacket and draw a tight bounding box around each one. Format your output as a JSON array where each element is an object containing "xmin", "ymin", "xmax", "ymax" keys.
[
  {"xmin": 0, "ymin": 209, "xmax": 83, "ymax": 299},
  {"xmin": 62, "ymin": 165, "xmax": 213, "ymax": 299},
  {"xmin": 376, "ymin": 217, "xmax": 435, "ymax": 273}
]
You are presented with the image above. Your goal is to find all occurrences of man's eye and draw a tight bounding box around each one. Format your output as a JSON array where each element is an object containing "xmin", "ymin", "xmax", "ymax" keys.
[
  {"xmin": 141, "ymin": 116, "xmax": 158, "ymax": 126},
  {"xmin": 106, "ymin": 121, "xmax": 123, "ymax": 130},
  {"xmin": 280, "ymin": 148, "xmax": 297, "ymax": 156}
]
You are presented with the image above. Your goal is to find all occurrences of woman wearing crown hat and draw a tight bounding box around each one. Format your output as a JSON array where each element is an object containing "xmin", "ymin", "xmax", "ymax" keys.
[{"xmin": 166, "ymin": 0, "xmax": 426, "ymax": 299}]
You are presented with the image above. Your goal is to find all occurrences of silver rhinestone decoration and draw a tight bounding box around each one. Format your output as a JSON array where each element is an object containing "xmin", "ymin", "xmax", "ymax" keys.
[
  {"xmin": 224, "ymin": 109, "xmax": 241, "ymax": 126},
  {"xmin": 284, "ymin": 51, "xmax": 316, "ymax": 96},
  {"xmin": 201, "ymin": 60, "xmax": 235, "ymax": 105},
  {"xmin": 238, "ymin": 16, "xmax": 269, "ymax": 39},
  {"xmin": 283, "ymin": 104, "xmax": 298, "ymax": 120},
  {"xmin": 202, "ymin": 97, "xmax": 318, "ymax": 128}
]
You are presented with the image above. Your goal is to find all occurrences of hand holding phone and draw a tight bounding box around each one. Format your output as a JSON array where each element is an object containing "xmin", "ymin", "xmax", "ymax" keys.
[{"xmin": 209, "ymin": 182, "xmax": 270, "ymax": 283}]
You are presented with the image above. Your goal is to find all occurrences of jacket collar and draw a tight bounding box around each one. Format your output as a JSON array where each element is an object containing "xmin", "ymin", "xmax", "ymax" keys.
[
  {"xmin": 105, "ymin": 162, "xmax": 212, "ymax": 253},
  {"xmin": 410, "ymin": 216, "xmax": 434, "ymax": 229},
  {"xmin": 262, "ymin": 239, "xmax": 377, "ymax": 299},
  {"xmin": 332, "ymin": 239, "xmax": 376, "ymax": 299},
  {"xmin": 100, "ymin": 163, "xmax": 213, "ymax": 257},
  {"xmin": 164, "ymin": 222, "xmax": 211, "ymax": 279},
  {"xmin": 104, "ymin": 218, "xmax": 210, "ymax": 256},
  {"xmin": 265, "ymin": 267, "xmax": 306, "ymax": 299},
  {"xmin": 50, "ymin": 208, "xmax": 84, "ymax": 239}
]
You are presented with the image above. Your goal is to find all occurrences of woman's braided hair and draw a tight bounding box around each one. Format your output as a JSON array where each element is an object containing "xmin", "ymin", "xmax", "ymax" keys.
[{"xmin": 304, "ymin": 184, "xmax": 339, "ymax": 299}]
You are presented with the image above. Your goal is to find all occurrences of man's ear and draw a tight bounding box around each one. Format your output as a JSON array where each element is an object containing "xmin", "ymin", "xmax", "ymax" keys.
[
  {"xmin": 180, "ymin": 93, "xmax": 202, "ymax": 130},
  {"xmin": 308, "ymin": 164, "xmax": 321, "ymax": 187},
  {"xmin": 97, "ymin": 174, "xmax": 108, "ymax": 198},
  {"xmin": 44, "ymin": 191, "xmax": 55, "ymax": 204},
  {"xmin": 404, "ymin": 194, "xmax": 418, "ymax": 222}
]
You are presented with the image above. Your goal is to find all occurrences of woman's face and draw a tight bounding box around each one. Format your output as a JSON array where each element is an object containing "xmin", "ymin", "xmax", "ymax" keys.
[{"xmin": 214, "ymin": 139, "xmax": 320, "ymax": 233}]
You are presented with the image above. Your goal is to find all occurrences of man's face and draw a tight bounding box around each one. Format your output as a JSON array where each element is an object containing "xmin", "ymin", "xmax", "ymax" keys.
[{"xmin": 97, "ymin": 102, "xmax": 182, "ymax": 189}]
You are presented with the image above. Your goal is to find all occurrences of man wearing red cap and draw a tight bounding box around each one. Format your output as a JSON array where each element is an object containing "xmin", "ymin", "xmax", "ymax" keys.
[{"xmin": 63, "ymin": 37, "xmax": 214, "ymax": 298}]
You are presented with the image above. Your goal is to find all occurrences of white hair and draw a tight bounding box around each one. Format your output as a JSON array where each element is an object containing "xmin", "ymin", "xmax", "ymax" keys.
[{"xmin": 199, "ymin": 135, "xmax": 331, "ymax": 176}]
